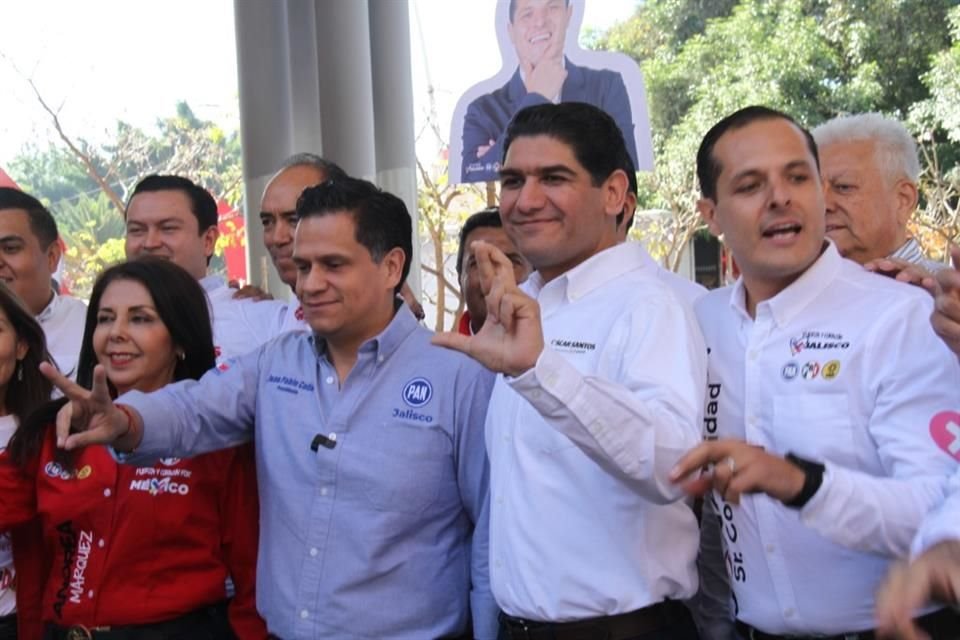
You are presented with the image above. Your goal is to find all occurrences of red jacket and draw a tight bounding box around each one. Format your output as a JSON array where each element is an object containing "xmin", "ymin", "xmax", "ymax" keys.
[{"xmin": 0, "ymin": 429, "xmax": 266, "ymax": 638}]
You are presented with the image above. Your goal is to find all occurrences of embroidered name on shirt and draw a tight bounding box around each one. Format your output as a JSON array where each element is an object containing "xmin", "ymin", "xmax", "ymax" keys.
[
  {"xmin": 129, "ymin": 477, "xmax": 191, "ymax": 496},
  {"xmin": 550, "ymin": 338, "xmax": 597, "ymax": 354},
  {"xmin": 392, "ymin": 408, "xmax": 434, "ymax": 423},
  {"xmin": 789, "ymin": 330, "xmax": 850, "ymax": 356},
  {"xmin": 53, "ymin": 521, "xmax": 77, "ymax": 618},
  {"xmin": 69, "ymin": 530, "xmax": 93, "ymax": 604},
  {"xmin": 267, "ymin": 374, "xmax": 316, "ymax": 395}
]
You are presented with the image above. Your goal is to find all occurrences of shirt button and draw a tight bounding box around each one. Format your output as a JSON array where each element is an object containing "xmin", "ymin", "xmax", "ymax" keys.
[
  {"xmin": 98, "ymin": 539, "xmax": 105, "ymax": 548},
  {"xmin": 300, "ymin": 610, "xmax": 309, "ymax": 619},
  {"xmin": 87, "ymin": 590, "xmax": 94, "ymax": 598},
  {"xmin": 530, "ymin": 390, "xmax": 541, "ymax": 400},
  {"xmin": 765, "ymin": 544, "xmax": 775, "ymax": 553},
  {"xmin": 377, "ymin": 355, "xmax": 384, "ymax": 363},
  {"xmin": 747, "ymin": 416, "xmax": 757, "ymax": 427},
  {"xmin": 748, "ymin": 350, "xmax": 759, "ymax": 361},
  {"xmin": 325, "ymin": 376, "xmax": 334, "ymax": 385},
  {"xmin": 320, "ymin": 486, "xmax": 329, "ymax": 497},
  {"xmin": 784, "ymin": 608, "xmax": 795, "ymax": 618},
  {"xmin": 103, "ymin": 488, "xmax": 111, "ymax": 497},
  {"xmin": 309, "ymin": 547, "xmax": 318, "ymax": 557}
]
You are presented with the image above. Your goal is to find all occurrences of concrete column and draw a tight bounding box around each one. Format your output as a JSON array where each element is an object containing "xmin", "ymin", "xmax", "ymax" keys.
[{"xmin": 233, "ymin": 0, "xmax": 420, "ymax": 299}]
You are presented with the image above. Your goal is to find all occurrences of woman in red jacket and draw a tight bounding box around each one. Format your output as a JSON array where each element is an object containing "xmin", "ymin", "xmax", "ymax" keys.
[
  {"xmin": 0, "ymin": 283, "xmax": 55, "ymax": 639},
  {"xmin": 3, "ymin": 257, "xmax": 267, "ymax": 639}
]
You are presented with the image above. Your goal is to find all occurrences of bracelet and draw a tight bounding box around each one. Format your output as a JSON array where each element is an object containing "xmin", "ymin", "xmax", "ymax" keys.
[
  {"xmin": 114, "ymin": 404, "xmax": 140, "ymax": 453},
  {"xmin": 783, "ymin": 453, "xmax": 826, "ymax": 509}
]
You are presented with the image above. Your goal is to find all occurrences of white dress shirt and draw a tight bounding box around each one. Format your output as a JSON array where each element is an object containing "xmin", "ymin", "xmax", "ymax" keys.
[
  {"xmin": 199, "ymin": 276, "xmax": 287, "ymax": 362},
  {"xmin": 912, "ymin": 467, "xmax": 960, "ymax": 554},
  {"xmin": 486, "ymin": 242, "xmax": 707, "ymax": 622},
  {"xmin": 695, "ymin": 243, "xmax": 960, "ymax": 635},
  {"xmin": 37, "ymin": 290, "xmax": 86, "ymax": 378},
  {"xmin": 625, "ymin": 243, "xmax": 708, "ymax": 307}
]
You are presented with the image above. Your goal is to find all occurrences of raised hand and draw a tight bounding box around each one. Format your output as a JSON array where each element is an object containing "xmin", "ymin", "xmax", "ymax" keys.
[
  {"xmin": 669, "ymin": 439, "xmax": 805, "ymax": 505},
  {"xmin": 932, "ymin": 245, "xmax": 960, "ymax": 357},
  {"xmin": 876, "ymin": 541, "xmax": 960, "ymax": 640},
  {"xmin": 432, "ymin": 241, "xmax": 543, "ymax": 377},
  {"xmin": 864, "ymin": 257, "xmax": 936, "ymax": 295},
  {"xmin": 39, "ymin": 362, "xmax": 142, "ymax": 452},
  {"xmin": 523, "ymin": 57, "xmax": 567, "ymax": 101}
]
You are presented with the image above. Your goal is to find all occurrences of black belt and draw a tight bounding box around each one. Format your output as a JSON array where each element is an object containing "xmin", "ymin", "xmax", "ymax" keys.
[
  {"xmin": 735, "ymin": 606, "xmax": 960, "ymax": 640},
  {"xmin": 44, "ymin": 601, "xmax": 231, "ymax": 640},
  {"xmin": 499, "ymin": 600, "xmax": 688, "ymax": 640}
]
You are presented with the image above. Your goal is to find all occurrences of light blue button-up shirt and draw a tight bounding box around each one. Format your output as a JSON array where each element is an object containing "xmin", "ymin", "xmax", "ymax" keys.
[{"xmin": 119, "ymin": 306, "xmax": 497, "ymax": 639}]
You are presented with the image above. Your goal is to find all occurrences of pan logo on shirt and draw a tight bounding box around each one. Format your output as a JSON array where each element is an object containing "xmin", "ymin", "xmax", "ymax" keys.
[
  {"xmin": 76, "ymin": 465, "xmax": 92, "ymax": 480},
  {"xmin": 789, "ymin": 331, "xmax": 850, "ymax": 356},
  {"xmin": 402, "ymin": 377, "xmax": 433, "ymax": 408},
  {"xmin": 781, "ymin": 362, "xmax": 799, "ymax": 381},
  {"xmin": 929, "ymin": 410, "xmax": 960, "ymax": 461}
]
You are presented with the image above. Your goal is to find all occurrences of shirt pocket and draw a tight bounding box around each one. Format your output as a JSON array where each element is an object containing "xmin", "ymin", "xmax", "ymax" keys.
[
  {"xmin": 361, "ymin": 424, "xmax": 452, "ymax": 514},
  {"xmin": 772, "ymin": 394, "xmax": 858, "ymax": 467}
]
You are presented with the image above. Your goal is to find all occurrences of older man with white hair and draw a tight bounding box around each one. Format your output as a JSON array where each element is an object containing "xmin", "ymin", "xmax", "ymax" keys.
[{"xmin": 813, "ymin": 113, "xmax": 942, "ymax": 271}]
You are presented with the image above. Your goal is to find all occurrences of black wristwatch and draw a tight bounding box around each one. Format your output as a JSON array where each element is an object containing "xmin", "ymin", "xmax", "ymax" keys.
[{"xmin": 783, "ymin": 453, "xmax": 826, "ymax": 509}]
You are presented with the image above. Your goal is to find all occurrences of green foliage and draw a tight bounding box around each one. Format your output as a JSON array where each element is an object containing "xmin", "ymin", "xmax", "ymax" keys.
[
  {"xmin": 591, "ymin": 0, "xmax": 960, "ymax": 267},
  {"xmin": 7, "ymin": 101, "xmax": 241, "ymax": 296}
]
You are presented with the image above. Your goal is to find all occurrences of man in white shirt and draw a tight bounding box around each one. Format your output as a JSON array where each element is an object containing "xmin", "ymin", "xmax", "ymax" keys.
[
  {"xmin": 124, "ymin": 175, "xmax": 285, "ymax": 361},
  {"xmin": 812, "ymin": 113, "xmax": 942, "ymax": 273},
  {"xmin": 0, "ymin": 188, "xmax": 85, "ymax": 377},
  {"xmin": 435, "ymin": 102, "xmax": 706, "ymax": 639},
  {"xmin": 671, "ymin": 106, "xmax": 960, "ymax": 637}
]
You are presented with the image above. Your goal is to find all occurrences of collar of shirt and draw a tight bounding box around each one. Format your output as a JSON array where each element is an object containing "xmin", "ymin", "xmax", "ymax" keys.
[
  {"xmin": 728, "ymin": 241, "xmax": 841, "ymax": 328},
  {"xmin": 35, "ymin": 288, "xmax": 59, "ymax": 323},
  {"xmin": 199, "ymin": 274, "xmax": 226, "ymax": 294},
  {"xmin": 524, "ymin": 242, "xmax": 652, "ymax": 312},
  {"xmin": 308, "ymin": 303, "xmax": 419, "ymax": 366}
]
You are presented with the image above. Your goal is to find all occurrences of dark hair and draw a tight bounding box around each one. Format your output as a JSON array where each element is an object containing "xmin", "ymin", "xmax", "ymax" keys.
[
  {"xmin": 0, "ymin": 283, "xmax": 55, "ymax": 467},
  {"xmin": 127, "ymin": 175, "xmax": 219, "ymax": 232},
  {"xmin": 296, "ymin": 177, "xmax": 412, "ymax": 296},
  {"xmin": 10, "ymin": 257, "xmax": 215, "ymax": 468},
  {"xmin": 696, "ymin": 105, "xmax": 820, "ymax": 201},
  {"xmin": 456, "ymin": 208, "xmax": 503, "ymax": 280},
  {"xmin": 280, "ymin": 154, "xmax": 349, "ymax": 182},
  {"xmin": 0, "ymin": 187, "xmax": 60, "ymax": 249},
  {"xmin": 503, "ymin": 102, "xmax": 630, "ymax": 189},
  {"xmin": 509, "ymin": 0, "xmax": 569, "ymax": 23}
]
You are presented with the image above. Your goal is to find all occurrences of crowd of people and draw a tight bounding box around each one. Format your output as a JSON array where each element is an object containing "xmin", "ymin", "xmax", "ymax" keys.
[{"xmin": 0, "ymin": 99, "xmax": 956, "ymax": 640}]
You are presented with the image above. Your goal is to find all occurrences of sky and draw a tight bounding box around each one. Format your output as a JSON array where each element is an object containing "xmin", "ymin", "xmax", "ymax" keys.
[{"xmin": 0, "ymin": 0, "xmax": 639, "ymax": 171}]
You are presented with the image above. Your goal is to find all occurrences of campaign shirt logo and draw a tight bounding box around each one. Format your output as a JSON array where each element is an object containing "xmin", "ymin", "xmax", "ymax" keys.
[
  {"xmin": 402, "ymin": 377, "xmax": 433, "ymax": 408},
  {"xmin": 781, "ymin": 362, "xmax": 798, "ymax": 380},
  {"xmin": 801, "ymin": 362, "xmax": 820, "ymax": 380},
  {"xmin": 822, "ymin": 360, "xmax": 841, "ymax": 380},
  {"xmin": 76, "ymin": 465, "xmax": 92, "ymax": 480},
  {"xmin": 44, "ymin": 462, "xmax": 72, "ymax": 480},
  {"xmin": 159, "ymin": 458, "xmax": 181, "ymax": 466},
  {"xmin": 789, "ymin": 331, "xmax": 850, "ymax": 356},
  {"xmin": 929, "ymin": 411, "xmax": 960, "ymax": 461}
]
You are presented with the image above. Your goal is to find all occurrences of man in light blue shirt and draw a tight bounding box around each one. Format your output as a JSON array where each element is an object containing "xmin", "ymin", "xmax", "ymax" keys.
[{"xmin": 47, "ymin": 178, "xmax": 496, "ymax": 639}]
